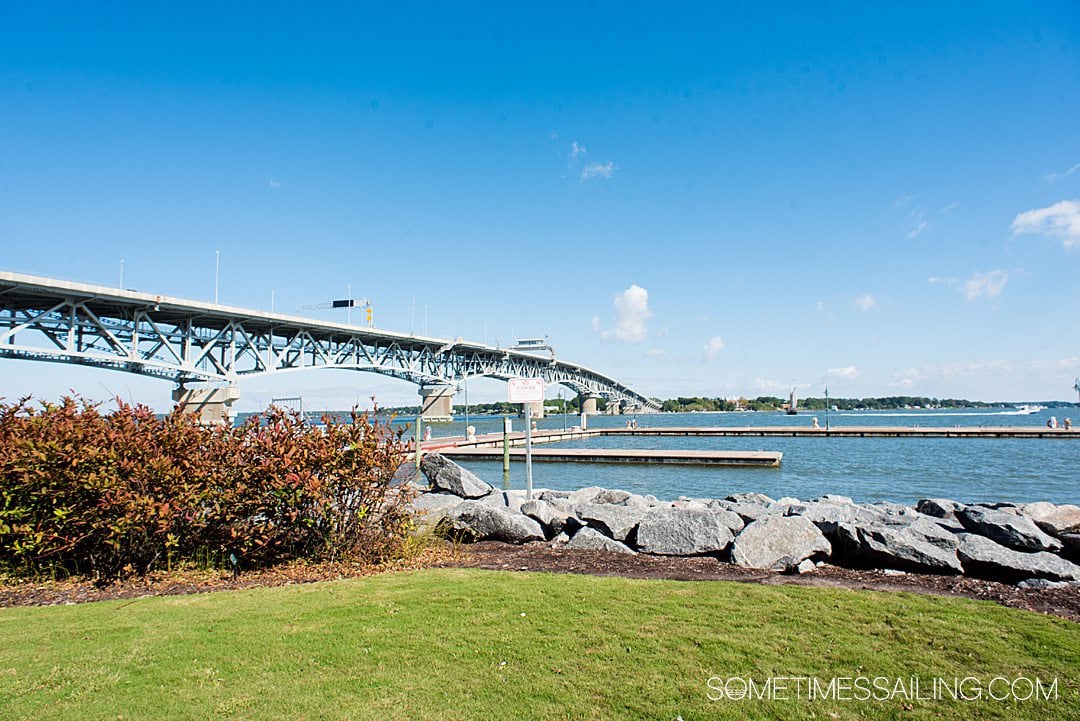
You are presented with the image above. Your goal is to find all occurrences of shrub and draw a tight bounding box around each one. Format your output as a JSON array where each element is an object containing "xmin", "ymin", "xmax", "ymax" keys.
[{"xmin": 0, "ymin": 397, "xmax": 412, "ymax": 580}]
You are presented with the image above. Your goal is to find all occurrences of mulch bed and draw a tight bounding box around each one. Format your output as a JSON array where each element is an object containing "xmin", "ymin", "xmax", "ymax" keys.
[
  {"xmin": 432, "ymin": 541, "xmax": 1080, "ymax": 623},
  {"xmin": 3, "ymin": 541, "xmax": 1078, "ymax": 623}
]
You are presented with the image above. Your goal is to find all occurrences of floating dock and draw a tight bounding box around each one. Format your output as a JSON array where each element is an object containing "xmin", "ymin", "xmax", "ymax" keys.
[
  {"xmin": 440, "ymin": 446, "xmax": 782, "ymax": 467},
  {"xmin": 599, "ymin": 426, "xmax": 1079, "ymax": 439},
  {"xmin": 421, "ymin": 425, "xmax": 1077, "ymax": 453}
]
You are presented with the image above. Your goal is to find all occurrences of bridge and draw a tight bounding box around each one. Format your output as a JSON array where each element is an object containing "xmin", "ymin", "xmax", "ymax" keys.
[{"xmin": 0, "ymin": 271, "xmax": 660, "ymax": 423}]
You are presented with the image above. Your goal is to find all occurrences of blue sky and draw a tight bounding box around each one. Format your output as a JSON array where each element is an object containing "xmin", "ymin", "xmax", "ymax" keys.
[{"xmin": 2, "ymin": 2, "xmax": 1079, "ymax": 409}]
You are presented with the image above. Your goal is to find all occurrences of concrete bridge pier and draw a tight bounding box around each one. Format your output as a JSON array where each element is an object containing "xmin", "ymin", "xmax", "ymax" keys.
[
  {"xmin": 607, "ymin": 400, "xmax": 622, "ymax": 415},
  {"xmin": 528, "ymin": 401, "xmax": 545, "ymax": 419},
  {"xmin": 173, "ymin": 385, "xmax": 241, "ymax": 426},
  {"xmin": 579, "ymin": 393, "xmax": 601, "ymax": 415},
  {"xmin": 419, "ymin": 384, "xmax": 455, "ymax": 422}
]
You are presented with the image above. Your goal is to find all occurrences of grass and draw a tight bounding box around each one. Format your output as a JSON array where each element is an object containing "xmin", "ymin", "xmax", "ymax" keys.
[{"xmin": 0, "ymin": 569, "xmax": 1077, "ymax": 720}]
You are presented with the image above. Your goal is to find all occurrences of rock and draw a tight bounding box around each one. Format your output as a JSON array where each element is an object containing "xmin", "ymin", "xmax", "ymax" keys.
[
  {"xmin": 725, "ymin": 492, "xmax": 776, "ymax": 505},
  {"xmin": 730, "ymin": 515, "xmax": 832, "ymax": 571},
  {"xmin": 817, "ymin": 494, "xmax": 855, "ymax": 505},
  {"xmin": 480, "ymin": 490, "xmax": 529, "ymax": 513},
  {"xmin": 1061, "ymin": 533, "xmax": 1080, "ymax": 554},
  {"xmin": 672, "ymin": 498, "xmax": 710, "ymax": 510},
  {"xmin": 776, "ymin": 496, "xmax": 802, "ymax": 506},
  {"xmin": 576, "ymin": 502, "xmax": 648, "ymax": 542},
  {"xmin": 565, "ymin": 527, "xmax": 636, "ymax": 554},
  {"xmin": 796, "ymin": 559, "xmax": 815, "ymax": 574},
  {"xmin": 1017, "ymin": 578, "xmax": 1071, "ymax": 590},
  {"xmin": 567, "ymin": 486, "xmax": 606, "ymax": 505},
  {"xmin": 520, "ymin": 499, "xmax": 572, "ymax": 537},
  {"xmin": 916, "ymin": 498, "xmax": 965, "ymax": 518},
  {"xmin": 788, "ymin": 501, "xmax": 883, "ymax": 538},
  {"xmin": 712, "ymin": 499, "xmax": 780, "ymax": 524},
  {"xmin": 956, "ymin": 506, "xmax": 1063, "ymax": 552},
  {"xmin": 836, "ymin": 522, "xmax": 963, "ymax": 574},
  {"xmin": 442, "ymin": 501, "xmax": 544, "ymax": 544},
  {"xmin": 408, "ymin": 492, "xmax": 464, "ymax": 528},
  {"xmin": 550, "ymin": 531, "xmax": 571, "ymax": 546},
  {"xmin": 592, "ymin": 488, "xmax": 650, "ymax": 506},
  {"xmin": 635, "ymin": 508, "xmax": 736, "ymax": 555},
  {"xmin": 957, "ymin": 533, "xmax": 1080, "ymax": 583},
  {"xmin": 419, "ymin": 453, "xmax": 494, "ymax": 498},
  {"xmin": 537, "ymin": 489, "xmax": 572, "ymax": 501},
  {"xmin": 1020, "ymin": 502, "xmax": 1080, "ymax": 537}
]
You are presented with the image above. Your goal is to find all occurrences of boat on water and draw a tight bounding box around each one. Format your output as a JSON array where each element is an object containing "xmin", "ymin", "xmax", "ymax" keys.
[
  {"xmin": 1015, "ymin": 404, "xmax": 1046, "ymax": 415},
  {"xmin": 784, "ymin": 384, "xmax": 798, "ymax": 415}
]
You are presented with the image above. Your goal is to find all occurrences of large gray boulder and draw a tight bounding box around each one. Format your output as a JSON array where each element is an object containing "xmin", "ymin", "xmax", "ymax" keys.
[
  {"xmin": 835, "ymin": 521, "xmax": 963, "ymax": 574},
  {"xmin": 565, "ymin": 527, "xmax": 636, "ymax": 554},
  {"xmin": 789, "ymin": 501, "xmax": 884, "ymax": 538},
  {"xmin": 711, "ymin": 499, "xmax": 780, "ymax": 524},
  {"xmin": 916, "ymin": 498, "xmax": 965, "ymax": 518},
  {"xmin": 725, "ymin": 492, "xmax": 776, "ymax": 505},
  {"xmin": 577, "ymin": 502, "xmax": 648, "ymax": 541},
  {"xmin": 520, "ymin": 499, "xmax": 573, "ymax": 537},
  {"xmin": 1020, "ymin": 502, "xmax": 1080, "ymax": 538},
  {"xmin": 731, "ymin": 515, "xmax": 832, "ymax": 571},
  {"xmin": 419, "ymin": 453, "xmax": 494, "ymax": 498},
  {"xmin": 480, "ymin": 490, "xmax": 529, "ymax": 513},
  {"xmin": 957, "ymin": 533, "xmax": 1080, "ymax": 583},
  {"xmin": 442, "ymin": 500, "xmax": 544, "ymax": 544},
  {"xmin": 635, "ymin": 507, "xmax": 737, "ymax": 556},
  {"xmin": 956, "ymin": 506, "xmax": 1063, "ymax": 552},
  {"xmin": 409, "ymin": 492, "xmax": 464, "ymax": 529}
]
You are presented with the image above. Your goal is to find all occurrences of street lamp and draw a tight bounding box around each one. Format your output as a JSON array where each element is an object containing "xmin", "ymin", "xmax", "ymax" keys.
[{"xmin": 825, "ymin": 385, "xmax": 830, "ymax": 431}]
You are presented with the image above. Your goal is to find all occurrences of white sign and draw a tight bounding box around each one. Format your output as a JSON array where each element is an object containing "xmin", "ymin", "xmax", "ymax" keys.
[{"xmin": 508, "ymin": 377, "xmax": 545, "ymax": 403}]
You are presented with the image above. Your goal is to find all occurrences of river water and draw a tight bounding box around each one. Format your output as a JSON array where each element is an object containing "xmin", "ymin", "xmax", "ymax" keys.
[{"xmin": 388, "ymin": 408, "xmax": 1079, "ymax": 505}]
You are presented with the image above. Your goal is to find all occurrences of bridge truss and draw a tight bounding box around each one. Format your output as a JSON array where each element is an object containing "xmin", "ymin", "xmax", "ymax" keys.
[{"xmin": 0, "ymin": 272, "xmax": 660, "ymax": 411}]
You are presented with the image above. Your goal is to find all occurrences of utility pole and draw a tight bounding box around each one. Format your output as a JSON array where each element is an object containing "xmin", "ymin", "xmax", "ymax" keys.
[{"xmin": 214, "ymin": 250, "xmax": 220, "ymax": 304}]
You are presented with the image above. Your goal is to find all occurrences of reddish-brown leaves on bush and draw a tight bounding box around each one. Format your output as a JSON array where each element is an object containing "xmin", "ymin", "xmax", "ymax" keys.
[{"xmin": 0, "ymin": 397, "xmax": 412, "ymax": 580}]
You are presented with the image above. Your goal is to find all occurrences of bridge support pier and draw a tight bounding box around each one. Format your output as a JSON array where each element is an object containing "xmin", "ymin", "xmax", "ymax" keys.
[
  {"xmin": 607, "ymin": 400, "xmax": 622, "ymax": 415},
  {"xmin": 579, "ymin": 394, "xmax": 600, "ymax": 416},
  {"xmin": 419, "ymin": 384, "xmax": 455, "ymax": 422},
  {"xmin": 528, "ymin": 401, "xmax": 545, "ymax": 419},
  {"xmin": 173, "ymin": 385, "xmax": 241, "ymax": 426}
]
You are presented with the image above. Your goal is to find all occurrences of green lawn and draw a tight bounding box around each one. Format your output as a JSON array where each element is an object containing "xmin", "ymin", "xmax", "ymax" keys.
[{"xmin": 1, "ymin": 569, "xmax": 1077, "ymax": 720}]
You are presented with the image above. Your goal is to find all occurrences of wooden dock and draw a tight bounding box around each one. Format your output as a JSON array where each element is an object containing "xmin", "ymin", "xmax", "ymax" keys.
[
  {"xmin": 440, "ymin": 446, "xmax": 782, "ymax": 467},
  {"xmin": 599, "ymin": 426, "xmax": 1079, "ymax": 439},
  {"xmin": 421, "ymin": 425, "xmax": 1078, "ymax": 453}
]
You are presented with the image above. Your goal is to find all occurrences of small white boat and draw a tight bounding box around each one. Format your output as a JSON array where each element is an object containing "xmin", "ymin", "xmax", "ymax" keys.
[{"xmin": 1015, "ymin": 404, "xmax": 1046, "ymax": 415}]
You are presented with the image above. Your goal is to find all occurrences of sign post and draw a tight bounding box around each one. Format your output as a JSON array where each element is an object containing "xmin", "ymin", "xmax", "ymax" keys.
[{"xmin": 508, "ymin": 377, "xmax": 544, "ymax": 500}]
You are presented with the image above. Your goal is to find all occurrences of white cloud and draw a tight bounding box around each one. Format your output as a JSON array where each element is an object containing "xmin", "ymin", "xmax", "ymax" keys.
[
  {"xmin": 941, "ymin": 203, "xmax": 959, "ymax": 214},
  {"xmin": 594, "ymin": 285, "xmax": 651, "ymax": 343},
  {"xmin": 1011, "ymin": 200, "xmax": 1080, "ymax": 249},
  {"xmin": 828, "ymin": 366, "xmax": 859, "ymax": 379},
  {"xmin": 907, "ymin": 221, "xmax": 928, "ymax": 239},
  {"xmin": 1043, "ymin": 163, "xmax": 1080, "ymax": 184},
  {"xmin": 854, "ymin": 293, "xmax": 877, "ymax": 313},
  {"xmin": 581, "ymin": 161, "xmax": 618, "ymax": 181},
  {"xmin": 703, "ymin": 336, "xmax": 725, "ymax": 362},
  {"xmin": 960, "ymin": 270, "xmax": 1010, "ymax": 302},
  {"xmin": 267, "ymin": 177, "xmax": 282, "ymax": 189},
  {"xmin": 570, "ymin": 141, "xmax": 587, "ymax": 158},
  {"xmin": 644, "ymin": 348, "xmax": 668, "ymax": 360}
]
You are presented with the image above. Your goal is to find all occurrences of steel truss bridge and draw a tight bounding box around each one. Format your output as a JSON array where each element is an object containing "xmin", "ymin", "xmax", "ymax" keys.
[{"xmin": 0, "ymin": 271, "xmax": 660, "ymax": 413}]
